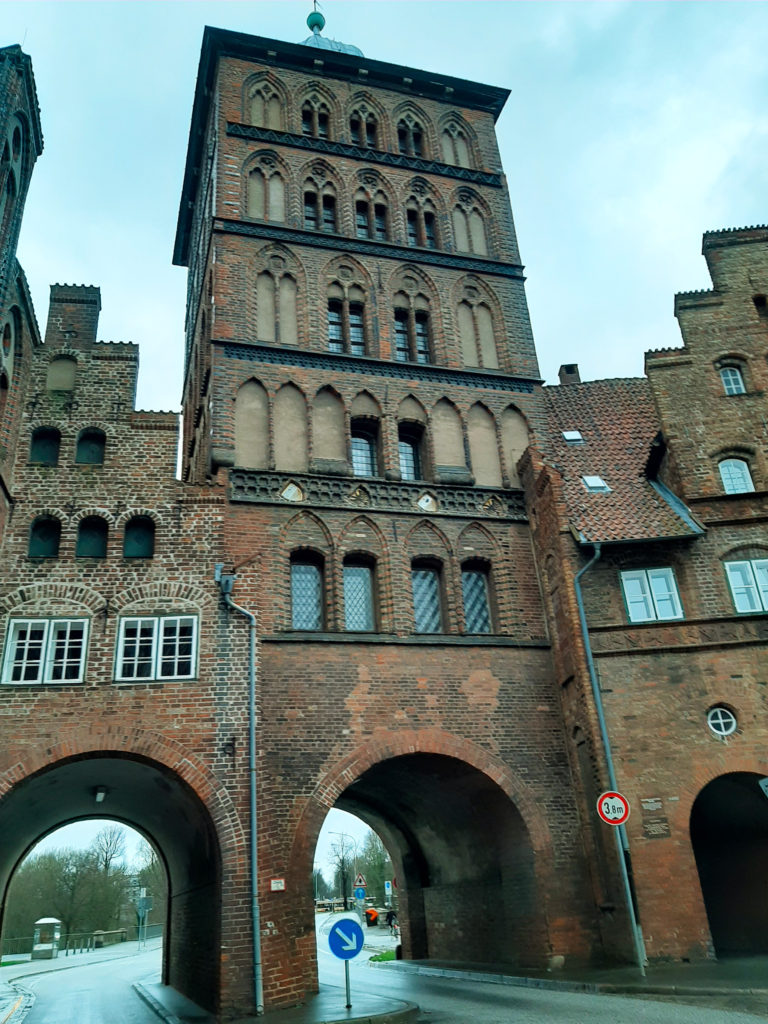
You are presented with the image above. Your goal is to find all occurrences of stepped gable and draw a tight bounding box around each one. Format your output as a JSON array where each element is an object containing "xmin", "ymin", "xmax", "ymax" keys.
[{"xmin": 541, "ymin": 376, "xmax": 700, "ymax": 544}]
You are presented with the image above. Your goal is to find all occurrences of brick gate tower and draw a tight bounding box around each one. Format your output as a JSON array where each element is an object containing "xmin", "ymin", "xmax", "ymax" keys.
[{"xmin": 173, "ymin": 14, "xmax": 602, "ymax": 1008}]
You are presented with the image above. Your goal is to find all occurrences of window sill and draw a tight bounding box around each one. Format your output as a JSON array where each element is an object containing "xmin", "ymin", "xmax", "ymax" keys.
[
  {"xmin": 267, "ymin": 631, "xmax": 548, "ymax": 647},
  {"xmin": 113, "ymin": 676, "xmax": 199, "ymax": 685}
]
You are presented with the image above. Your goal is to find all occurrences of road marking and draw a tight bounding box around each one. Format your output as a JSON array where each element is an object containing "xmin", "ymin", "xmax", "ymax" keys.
[{"xmin": 0, "ymin": 995, "xmax": 22, "ymax": 1024}]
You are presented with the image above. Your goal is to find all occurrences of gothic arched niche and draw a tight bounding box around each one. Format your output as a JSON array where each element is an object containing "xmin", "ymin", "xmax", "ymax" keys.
[
  {"xmin": 274, "ymin": 384, "xmax": 308, "ymax": 472},
  {"xmin": 312, "ymin": 387, "xmax": 346, "ymax": 468},
  {"xmin": 235, "ymin": 379, "xmax": 269, "ymax": 469},
  {"xmin": 467, "ymin": 403, "xmax": 502, "ymax": 487},
  {"xmin": 500, "ymin": 406, "xmax": 529, "ymax": 487}
]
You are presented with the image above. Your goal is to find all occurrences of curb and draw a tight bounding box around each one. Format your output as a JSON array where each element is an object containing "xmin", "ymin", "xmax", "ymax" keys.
[
  {"xmin": 133, "ymin": 982, "xmax": 183, "ymax": 1024},
  {"xmin": 375, "ymin": 961, "xmax": 768, "ymax": 999}
]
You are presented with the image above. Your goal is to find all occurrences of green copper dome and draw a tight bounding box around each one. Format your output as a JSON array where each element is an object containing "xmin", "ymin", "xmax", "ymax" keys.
[{"xmin": 300, "ymin": 8, "xmax": 364, "ymax": 57}]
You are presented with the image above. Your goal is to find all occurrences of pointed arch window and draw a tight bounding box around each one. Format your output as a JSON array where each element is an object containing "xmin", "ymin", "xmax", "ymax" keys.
[
  {"xmin": 411, "ymin": 560, "xmax": 443, "ymax": 633},
  {"xmin": 719, "ymin": 458, "xmax": 755, "ymax": 495},
  {"xmin": 398, "ymin": 119, "xmax": 424, "ymax": 157},
  {"xmin": 406, "ymin": 201, "xmax": 439, "ymax": 249},
  {"xmin": 462, "ymin": 562, "xmax": 492, "ymax": 634},
  {"xmin": 291, "ymin": 552, "xmax": 325, "ymax": 630},
  {"xmin": 350, "ymin": 110, "xmax": 378, "ymax": 148},
  {"xmin": 301, "ymin": 100, "xmax": 331, "ymax": 139},
  {"xmin": 393, "ymin": 294, "xmax": 432, "ymax": 365},
  {"xmin": 343, "ymin": 557, "xmax": 377, "ymax": 631},
  {"xmin": 247, "ymin": 166, "xmax": 285, "ymax": 223},
  {"xmin": 250, "ymin": 86, "xmax": 282, "ymax": 129},
  {"xmin": 256, "ymin": 271, "xmax": 298, "ymax": 346},
  {"xmin": 327, "ymin": 284, "xmax": 367, "ymax": 356},
  {"xmin": 304, "ymin": 180, "xmax": 337, "ymax": 233}
]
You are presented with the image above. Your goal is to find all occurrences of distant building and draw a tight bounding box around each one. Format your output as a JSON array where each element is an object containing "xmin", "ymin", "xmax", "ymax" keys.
[{"xmin": 0, "ymin": 13, "xmax": 766, "ymax": 1020}]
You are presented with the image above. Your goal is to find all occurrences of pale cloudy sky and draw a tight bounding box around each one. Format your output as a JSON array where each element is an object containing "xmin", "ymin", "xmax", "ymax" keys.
[{"xmin": 3, "ymin": 0, "xmax": 766, "ymax": 411}]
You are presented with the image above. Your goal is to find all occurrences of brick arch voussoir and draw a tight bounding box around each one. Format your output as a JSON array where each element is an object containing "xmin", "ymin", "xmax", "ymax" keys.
[
  {"xmin": 112, "ymin": 581, "xmax": 216, "ymax": 615},
  {"xmin": 674, "ymin": 754, "xmax": 768, "ymax": 831},
  {"xmin": 0, "ymin": 726, "xmax": 247, "ymax": 866},
  {"xmin": 0, "ymin": 581, "xmax": 104, "ymax": 616},
  {"xmin": 71, "ymin": 506, "xmax": 116, "ymax": 526}
]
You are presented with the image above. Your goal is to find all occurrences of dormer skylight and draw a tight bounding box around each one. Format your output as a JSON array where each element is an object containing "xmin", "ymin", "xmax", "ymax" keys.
[
  {"xmin": 563, "ymin": 430, "xmax": 585, "ymax": 445},
  {"xmin": 582, "ymin": 475, "xmax": 611, "ymax": 493}
]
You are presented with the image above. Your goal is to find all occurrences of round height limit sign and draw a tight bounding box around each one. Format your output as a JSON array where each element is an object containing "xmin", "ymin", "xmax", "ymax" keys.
[{"xmin": 597, "ymin": 791, "xmax": 630, "ymax": 825}]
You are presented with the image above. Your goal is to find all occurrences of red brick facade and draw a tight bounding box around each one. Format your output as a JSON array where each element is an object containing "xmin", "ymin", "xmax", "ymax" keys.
[{"xmin": 0, "ymin": 19, "xmax": 766, "ymax": 1021}]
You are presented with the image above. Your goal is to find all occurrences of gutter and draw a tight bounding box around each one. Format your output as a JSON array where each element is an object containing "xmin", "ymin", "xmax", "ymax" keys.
[
  {"xmin": 573, "ymin": 543, "xmax": 647, "ymax": 976},
  {"xmin": 215, "ymin": 565, "xmax": 264, "ymax": 1015}
]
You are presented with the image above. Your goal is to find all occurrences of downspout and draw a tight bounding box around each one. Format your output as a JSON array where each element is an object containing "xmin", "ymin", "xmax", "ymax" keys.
[
  {"xmin": 215, "ymin": 566, "xmax": 264, "ymax": 1015},
  {"xmin": 573, "ymin": 543, "xmax": 647, "ymax": 976}
]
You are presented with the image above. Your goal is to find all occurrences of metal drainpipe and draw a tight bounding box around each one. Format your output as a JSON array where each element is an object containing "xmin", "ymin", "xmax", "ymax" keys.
[
  {"xmin": 573, "ymin": 543, "xmax": 647, "ymax": 976},
  {"xmin": 216, "ymin": 568, "xmax": 264, "ymax": 1015}
]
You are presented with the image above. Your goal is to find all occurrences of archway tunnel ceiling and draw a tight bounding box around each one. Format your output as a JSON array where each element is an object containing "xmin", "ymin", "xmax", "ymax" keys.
[
  {"xmin": 0, "ymin": 755, "xmax": 219, "ymax": 897},
  {"xmin": 335, "ymin": 753, "xmax": 530, "ymax": 886}
]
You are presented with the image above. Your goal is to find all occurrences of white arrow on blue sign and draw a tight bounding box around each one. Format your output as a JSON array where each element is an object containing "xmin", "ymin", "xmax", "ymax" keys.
[{"xmin": 328, "ymin": 919, "xmax": 364, "ymax": 960}]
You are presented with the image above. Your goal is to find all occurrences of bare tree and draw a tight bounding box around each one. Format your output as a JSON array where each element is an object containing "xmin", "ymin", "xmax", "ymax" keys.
[
  {"xmin": 91, "ymin": 824, "xmax": 127, "ymax": 874},
  {"xmin": 329, "ymin": 834, "xmax": 357, "ymax": 910}
]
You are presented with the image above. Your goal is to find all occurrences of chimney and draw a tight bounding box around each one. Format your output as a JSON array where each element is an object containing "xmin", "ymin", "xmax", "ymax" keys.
[
  {"xmin": 44, "ymin": 284, "xmax": 101, "ymax": 347},
  {"xmin": 558, "ymin": 363, "xmax": 581, "ymax": 386}
]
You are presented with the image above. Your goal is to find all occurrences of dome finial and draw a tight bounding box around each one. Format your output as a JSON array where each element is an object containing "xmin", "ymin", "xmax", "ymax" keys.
[{"xmin": 307, "ymin": 1, "xmax": 325, "ymax": 35}]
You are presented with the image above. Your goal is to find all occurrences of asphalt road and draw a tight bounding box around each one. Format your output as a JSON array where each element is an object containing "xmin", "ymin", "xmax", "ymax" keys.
[{"xmin": 11, "ymin": 946, "xmax": 161, "ymax": 1024}]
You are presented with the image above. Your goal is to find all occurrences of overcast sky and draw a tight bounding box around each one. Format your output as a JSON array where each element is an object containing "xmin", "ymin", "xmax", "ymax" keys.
[{"xmin": 4, "ymin": 1, "xmax": 766, "ymax": 410}]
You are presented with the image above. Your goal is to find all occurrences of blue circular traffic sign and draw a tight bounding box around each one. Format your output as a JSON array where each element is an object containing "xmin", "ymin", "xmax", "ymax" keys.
[
  {"xmin": 354, "ymin": 886, "xmax": 366, "ymax": 900},
  {"xmin": 328, "ymin": 918, "xmax": 364, "ymax": 960}
]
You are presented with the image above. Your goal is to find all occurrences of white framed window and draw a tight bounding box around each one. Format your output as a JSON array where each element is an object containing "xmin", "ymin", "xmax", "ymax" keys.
[
  {"xmin": 582, "ymin": 475, "xmax": 611, "ymax": 493},
  {"xmin": 724, "ymin": 559, "xmax": 768, "ymax": 613},
  {"xmin": 719, "ymin": 458, "xmax": 754, "ymax": 495},
  {"xmin": 720, "ymin": 367, "xmax": 746, "ymax": 396},
  {"xmin": 707, "ymin": 706, "xmax": 737, "ymax": 737},
  {"xmin": 116, "ymin": 615, "xmax": 197, "ymax": 681},
  {"xmin": 620, "ymin": 568, "xmax": 683, "ymax": 623},
  {"xmin": 1, "ymin": 618, "xmax": 89, "ymax": 684}
]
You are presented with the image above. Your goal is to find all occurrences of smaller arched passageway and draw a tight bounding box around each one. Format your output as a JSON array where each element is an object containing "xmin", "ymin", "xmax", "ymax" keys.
[
  {"xmin": 691, "ymin": 772, "xmax": 768, "ymax": 957},
  {"xmin": 330, "ymin": 753, "xmax": 547, "ymax": 967},
  {"xmin": 0, "ymin": 754, "xmax": 222, "ymax": 1013}
]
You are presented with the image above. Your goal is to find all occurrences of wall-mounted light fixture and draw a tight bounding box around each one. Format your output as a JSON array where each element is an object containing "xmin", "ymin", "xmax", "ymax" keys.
[{"xmin": 94, "ymin": 786, "xmax": 107, "ymax": 804}]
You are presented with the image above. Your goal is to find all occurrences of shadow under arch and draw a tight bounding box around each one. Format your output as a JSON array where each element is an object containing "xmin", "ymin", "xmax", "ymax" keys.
[
  {"xmin": 0, "ymin": 752, "xmax": 222, "ymax": 1013},
  {"xmin": 691, "ymin": 771, "xmax": 768, "ymax": 957},
  {"xmin": 304, "ymin": 734, "xmax": 553, "ymax": 971}
]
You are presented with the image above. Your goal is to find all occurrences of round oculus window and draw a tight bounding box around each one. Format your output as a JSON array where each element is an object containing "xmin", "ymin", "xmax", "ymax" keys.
[{"xmin": 707, "ymin": 706, "xmax": 737, "ymax": 737}]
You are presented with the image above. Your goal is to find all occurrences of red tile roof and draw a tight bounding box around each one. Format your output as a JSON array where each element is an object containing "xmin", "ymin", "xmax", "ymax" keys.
[{"xmin": 539, "ymin": 378, "xmax": 702, "ymax": 544}]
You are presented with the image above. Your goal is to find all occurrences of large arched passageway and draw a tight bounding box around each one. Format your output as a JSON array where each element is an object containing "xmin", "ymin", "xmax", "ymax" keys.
[
  {"xmin": 0, "ymin": 754, "xmax": 222, "ymax": 1013},
  {"xmin": 325, "ymin": 753, "xmax": 547, "ymax": 966},
  {"xmin": 691, "ymin": 771, "xmax": 768, "ymax": 957}
]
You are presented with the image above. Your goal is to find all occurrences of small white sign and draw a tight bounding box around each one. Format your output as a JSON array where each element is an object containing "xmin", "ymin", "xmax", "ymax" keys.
[{"xmin": 270, "ymin": 878, "xmax": 286, "ymax": 891}]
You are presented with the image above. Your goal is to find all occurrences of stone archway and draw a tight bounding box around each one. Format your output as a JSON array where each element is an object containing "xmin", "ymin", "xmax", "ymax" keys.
[
  {"xmin": 691, "ymin": 771, "xmax": 768, "ymax": 956},
  {"xmin": 0, "ymin": 753, "xmax": 223, "ymax": 1013}
]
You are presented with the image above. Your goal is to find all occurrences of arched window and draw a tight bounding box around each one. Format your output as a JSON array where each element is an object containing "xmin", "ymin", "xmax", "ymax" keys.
[
  {"xmin": 304, "ymin": 184, "xmax": 337, "ymax": 233},
  {"xmin": 249, "ymin": 86, "xmax": 282, "ymax": 129},
  {"xmin": 75, "ymin": 428, "xmax": 106, "ymax": 465},
  {"xmin": 28, "ymin": 516, "xmax": 61, "ymax": 558},
  {"xmin": 343, "ymin": 556, "xmax": 376, "ymax": 631},
  {"xmin": 301, "ymin": 101, "xmax": 330, "ymax": 139},
  {"xmin": 393, "ymin": 292, "xmax": 432, "ymax": 364},
  {"xmin": 719, "ymin": 458, "xmax": 755, "ymax": 494},
  {"xmin": 29, "ymin": 427, "xmax": 60, "ymax": 466},
  {"xmin": 76, "ymin": 516, "xmax": 108, "ymax": 558},
  {"xmin": 256, "ymin": 271, "xmax": 298, "ymax": 345},
  {"xmin": 720, "ymin": 366, "xmax": 746, "ymax": 396},
  {"xmin": 397, "ymin": 118, "xmax": 424, "ymax": 157},
  {"xmin": 350, "ymin": 419, "xmax": 379, "ymax": 477},
  {"xmin": 327, "ymin": 283, "xmax": 367, "ymax": 356},
  {"xmin": 461, "ymin": 561, "xmax": 492, "ymax": 633},
  {"xmin": 398, "ymin": 423, "xmax": 424, "ymax": 481},
  {"xmin": 411, "ymin": 559, "xmax": 443, "ymax": 633},
  {"xmin": 46, "ymin": 357, "xmax": 76, "ymax": 391},
  {"xmin": 441, "ymin": 124, "xmax": 471, "ymax": 167},
  {"xmin": 247, "ymin": 166, "xmax": 285, "ymax": 222},
  {"xmin": 458, "ymin": 299, "xmax": 498, "ymax": 369},
  {"xmin": 124, "ymin": 516, "xmax": 155, "ymax": 558},
  {"xmin": 291, "ymin": 552, "xmax": 325, "ymax": 630},
  {"xmin": 349, "ymin": 110, "xmax": 377, "ymax": 148},
  {"xmin": 406, "ymin": 198, "xmax": 439, "ymax": 250},
  {"xmin": 452, "ymin": 199, "xmax": 489, "ymax": 255}
]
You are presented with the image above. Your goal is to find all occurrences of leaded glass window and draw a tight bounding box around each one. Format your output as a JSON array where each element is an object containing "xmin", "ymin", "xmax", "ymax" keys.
[
  {"xmin": 349, "ymin": 304, "xmax": 365, "ymax": 357},
  {"xmin": 394, "ymin": 311, "xmax": 409, "ymax": 362},
  {"xmin": 424, "ymin": 212, "xmax": 437, "ymax": 249},
  {"xmin": 462, "ymin": 569, "xmax": 491, "ymax": 633},
  {"xmin": 355, "ymin": 201, "xmax": 370, "ymax": 239},
  {"xmin": 415, "ymin": 312, "xmax": 430, "ymax": 364},
  {"xmin": 344, "ymin": 563, "xmax": 375, "ymax": 631},
  {"xmin": 351, "ymin": 428, "xmax": 377, "ymax": 476},
  {"xmin": 407, "ymin": 209, "xmax": 419, "ymax": 246},
  {"xmin": 412, "ymin": 566, "xmax": 442, "ymax": 633},
  {"xmin": 291, "ymin": 560, "xmax": 323, "ymax": 629},
  {"xmin": 374, "ymin": 205, "xmax": 388, "ymax": 241},
  {"xmin": 322, "ymin": 195, "xmax": 336, "ymax": 232},
  {"xmin": 328, "ymin": 300, "xmax": 344, "ymax": 353},
  {"xmin": 304, "ymin": 192, "xmax": 318, "ymax": 230}
]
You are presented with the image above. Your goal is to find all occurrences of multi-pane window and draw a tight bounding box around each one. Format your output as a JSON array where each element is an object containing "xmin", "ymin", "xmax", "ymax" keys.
[
  {"xmin": 350, "ymin": 113, "xmax": 377, "ymax": 148},
  {"xmin": 393, "ymin": 306, "xmax": 431, "ymax": 364},
  {"xmin": 343, "ymin": 561, "xmax": 375, "ymax": 631},
  {"xmin": 720, "ymin": 367, "xmax": 746, "ymax": 396},
  {"xmin": 355, "ymin": 201, "xmax": 370, "ymax": 239},
  {"xmin": 327, "ymin": 288, "xmax": 367, "ymax": 356},
  {"xmin": 304, "ymin": 192, "xmax": 318, "ymax": 230},
  {"xmin": 462, "ymin": 567, "xmax": 492, "ymax": 633},
  {"xmin": 322, "ymin": 195, "xmax": 337, "ymax": 232},
  {"xmin": 291, "ymin": 558, "xmax": 324, "ymax": 630},
  {"xmin": 620, "ymin": 569, "xmax": 684, "ymax": 623},
  {"xmin": 398, "ymin": 120, "xmax": 423, "ymax": 156},
  {"xmin": 398, "ymin": 425, "xmax": 422, "ymax": 481},
  {"xmin": 412, "ymin": 564, "xmax": 442, "ymax": 633},
  {"xmin": 724, "ymin": 559, "xmax": 768, "ymax": 613},
  {"xmin": 719, "ymin": 458, "xmax": 754, "ymax": 494},
  {"xmin": 116, "ymin": 616, "xmax": 197, "ymax": 681},
  {"xmin": 406, "ymin": 205, "xmax": 439, "ymax": 249},
  {"xmin": 1, "ymin": 618, "xmax": 88, "ymax": 684},
  {"xmin": 305, "ymin": 190, "xmax": 336, "ymax": 232},
  {"xmin": 351, "ymin": 422, "xmax": 378, "ymax": 476},
  {"xmin": 373, "ymin": 205, "xmax": 388, "ymax": 241},
  {"xmin": 301, "ymin": 102, "xmax": 330, "ymax": 139},
  {"xmin": 407, "ymin": 209, "xmax": 419, "ymax": 246}
]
